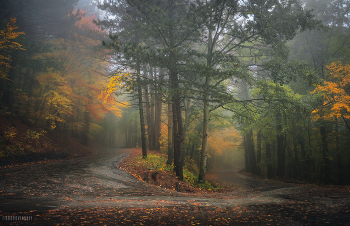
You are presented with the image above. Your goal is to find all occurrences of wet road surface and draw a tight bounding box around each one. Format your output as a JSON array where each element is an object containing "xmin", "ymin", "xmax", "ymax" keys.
[
  {"xmin": 0, "ymin": 148, "xmax": 185, "ymax": 212},
  {"xmin": 1, "ymin": 148, "xmax": 349, "ymax": 225}
]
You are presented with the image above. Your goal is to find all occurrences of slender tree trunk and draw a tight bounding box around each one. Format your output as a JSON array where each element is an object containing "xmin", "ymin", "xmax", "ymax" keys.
[
  {"xmin": 335, "ymin": 120, "xmax": 342, "ymax": 184},
  {"xmin": 292, "ymin": 118, "xmax": 300, "ymax": 179},
  {"xmin": 167, "ymin": 1, "xmax": 183, "ymax": 180},
  {"xmin": 299, "ymin": 139, "xmax": 309, "ymax": 181},
  {"xmin": 244, "ymin": 130, "xmax": 257, "ymax": 174},
  {"xmin": 166, "ymin": 102, "xmax": 174, "ymax": 165},
  {"xmin": 149, "ymin": 67, "xmax": 155, "ymax": 150},
  {"xmin": 266, "ymin": 141, "xmax": 273, "ymax": 179},
  {"xmin": 198, "ymin": 79, "xmax": 209, "ymax": 182},
  {"xmin": 143, "ymin": 66, "xmax": 154, "ymax": 150},
  {"xmin": 276, "ymin": 111, "xmax": 285, "ymax": 179},
  {"xmin": 320, "ymin": 123, "xmax": 330, "ymax": 184},
  {"xmin": 244, "ymin": 135, "xmax": 250, "ymax": 172},
  {"xmin": 154, "ymin": 68, "xmax": 163, "ymax": 151},
  {"xmin": 257, "ymin": 130, "xmax": 262, "ymax": 176},
  {"xmin": 183, "ymin": 98, "xmax": 191, "ymax": 140},
  {"xmin": 171, "ymin": 76, "xmax": 183, "ymax": 180},
  {"xmin": 248, "ymin": 130, "xmax": 257, "ymax": 174},
  {"xmin": 199, "ymin": 19, "xmax": 213, "ymax": 183},
  {"xmin": 137, "ymin": 62, "xmax": 147, "ymax": 158}
]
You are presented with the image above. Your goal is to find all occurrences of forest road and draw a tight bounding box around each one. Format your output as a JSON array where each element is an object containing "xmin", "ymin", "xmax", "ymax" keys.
[
  {"xmin": 0, "ymin": 148, "xmax": 349, "ymax": 225},
  {"xmin": 0, "ymin": 148, "xmax": 299, "ymax": 212}
]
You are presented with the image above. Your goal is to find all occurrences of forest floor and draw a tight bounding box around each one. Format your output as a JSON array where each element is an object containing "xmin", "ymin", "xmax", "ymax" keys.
[
  {"xmin": 0, "ymin": 116, "xmax": 94, "ymax": 169},
  {"xmin": 1, "ymin": 147, "xmax": 349, "ymax": 225}
]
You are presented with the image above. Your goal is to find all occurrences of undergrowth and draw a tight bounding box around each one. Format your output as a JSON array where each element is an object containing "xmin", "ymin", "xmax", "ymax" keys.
[{"xmin": 134, "ymin": 154, "xmax": 220, "ymax": 191}]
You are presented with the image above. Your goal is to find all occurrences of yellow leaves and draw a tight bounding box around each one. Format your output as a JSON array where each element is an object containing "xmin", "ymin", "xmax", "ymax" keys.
[
  {"xmin": 100, "ymin": 70, "xmax": 132, "ymax": 102},
  {"xmin": 25, "ymin": 129, "xmax": 46, "ymax": 140},
  {"xmin": 0, "ymin": 17, "xmax": 25, "ymax": 79},
  {"xmin": 4, "ymin": 127, "xmax": 17, "ymax": 140},
  {"xmin": 98, "ymin": 70, "xmax": 131, "ymax": 118},
  {"xmin": 311, "ymin": 61, "xmax": 350, "ymax": 121}
]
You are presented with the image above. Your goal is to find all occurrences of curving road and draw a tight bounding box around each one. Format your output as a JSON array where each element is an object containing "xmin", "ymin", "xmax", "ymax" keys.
[{"xmin": 1, "ymin": 148, "xmax": 349, "ymax": 225}]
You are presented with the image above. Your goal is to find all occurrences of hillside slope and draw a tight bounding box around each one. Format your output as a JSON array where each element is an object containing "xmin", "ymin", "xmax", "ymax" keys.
[{"xmin": 0, "ymin": 116, "xmax": 94, "ymax": 167}]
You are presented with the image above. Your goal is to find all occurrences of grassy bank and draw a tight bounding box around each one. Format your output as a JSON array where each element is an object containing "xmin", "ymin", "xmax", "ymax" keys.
[{"xmin": 119, "ymin": 149, "xmax": 223, "ymax": 193}]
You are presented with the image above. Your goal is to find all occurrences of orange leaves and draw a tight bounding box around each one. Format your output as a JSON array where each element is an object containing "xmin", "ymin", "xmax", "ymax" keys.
[
  {"xmin": 159, "ymin": 122, "xmax": 169, "ymax": 152},
  {"xmin": 0, "ymin": 18, "xmax": 25, "ymax": 52},
  {"xmin": 74, "ymin": 10, "xmax": 100, "ymax": 31},
  {"xmin": 0, "ymin": 17, "xmax": 25, "ymax": 78},
  {"xmin": 311, "ymin": 61, "xmax": 350, "ymax": 121}
]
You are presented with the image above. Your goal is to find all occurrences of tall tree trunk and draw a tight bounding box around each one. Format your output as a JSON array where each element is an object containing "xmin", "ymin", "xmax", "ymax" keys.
[
  {"xmin": 168, "ymin": 1, "xmax": 183, "ymax": 180},
  {"xmin": 149, "ymin": 67, "xmax": 155, "ymax": 150},
  {"xmin": 166, "ymin": 102, "xmax": 174, "ymax": 165},
  {"xmin": 257, "ymin": 130, "xmax": 262, "ymax": 176},
  {"xmin": 244, "ymin": 135, "xmax": 250, "ymax": 172},
  {"xmin": 137, "ymin": 63, "xmax": 147, "ymax": 158},
  {"xmin": 292, "ymin": 117, "xmax": 300, "ymax": 179},
  {"xmin": 143, "ymin": 66, "xmax": 154, "ymax": 150},
  {"xmin": 266, "ymin": 141, "xmax": 273, "ymax": 179},
  {"xmin": 320, "ymin": 123, "xmax": 330, "ymax": 184},
  {"xmin": 299, "ymin": 139, "xmax": 309, "ymax": 181},
  {"xmin": 199, "ymin": 18, "xmax": 213, "ymax": 183},
  {"xmin": 244, "ymin": 130, "xmax": 257, "ymax": 174},
  {"xmin": 154, "ymin": 68, "xmax": 163, "ymax": 151},
  {"xmin": 183, "ymin": 98, "xmax": 191, "ymax": 140},
  {"xmin": 248, "ymin": 129, "xmax": 257, "ymax": 174},
  {"xmin": 335, "ymin": 119, "xmax": 342, "ymax": 184},
  {"xmin": 276, "ymin": 111, "xmax": 285, "ymax": 179},
  {"xmin": 198, "ymin": 78, "xmax": 209, "ymax": 182},
  {"xmin": 171, "ymin": 75, "xmax": 184, "ymax": 180}
]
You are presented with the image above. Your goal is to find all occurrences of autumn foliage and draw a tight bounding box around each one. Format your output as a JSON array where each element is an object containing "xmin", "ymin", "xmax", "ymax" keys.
[
  {"xmin": 0, "ymin": 18, "xmax": 25, "ymax": 79},
  {"xmin": 1, "ymin": 11, "xmax": 127, "ymax": 147},
  {"xmin": 311, "ymin": 62, "xmax": 350, "ymax": 122}
]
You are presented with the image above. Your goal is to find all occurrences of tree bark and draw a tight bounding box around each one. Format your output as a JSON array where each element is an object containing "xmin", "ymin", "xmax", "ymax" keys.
[
  {"xmin": 143, "ymin": 66, "xmax": 154, "ymax": 150},
  {"xmin": 244, "ymin": 130, "xmax": 257, "ymax": 174},
  {"xmin": 171, "ymin": 74, "xmax": 183, "ymax": 180},
  {"xmin": 198, "ymin": 79, "xmax": 209, "ymax": 182},
  {"xmin": 292, "ymin": 116, "xmax": 300, "ymax": 179},
  {"xmin": 276, "ymin": 111, "xmax": 285, "ymax": 179},
  {"xmin": 320, "ymin": 123, "xmax": 330, "ymax": 184},
  {"xmin": 335, "ymin": 120, "xmax": 342, "ymax": 184},
  {"xmin": 149, "ymin": 67, "xmax": 155, "ymax": 150},
  {"xmin": 266, "ymin": 141, "xmax": 273, "ymax": 179},
  {"xmin": 154, "ymin": 67, "xmax": 163, "ymax": 151},
  {"xmin": 166, "ymin": 102, "xmax": 174, "ymax": 165},
  {"xmin": 257, "ymin": 130, "xmax": 262, "ymax": 176},
  {"xmin": 137, "ymin": 63, "xmax": 147, "ymax": 158}
]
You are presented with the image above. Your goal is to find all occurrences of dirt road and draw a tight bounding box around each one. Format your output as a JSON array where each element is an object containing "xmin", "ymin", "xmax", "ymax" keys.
[{"xmin": 1, "ymin": 148, "xmax": 349, "ymax": 225}]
